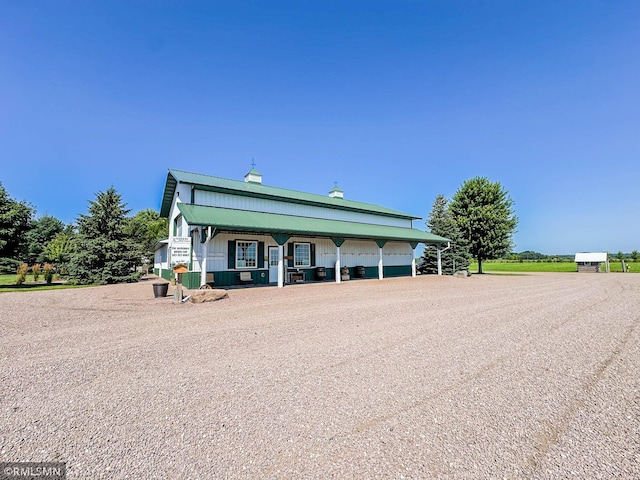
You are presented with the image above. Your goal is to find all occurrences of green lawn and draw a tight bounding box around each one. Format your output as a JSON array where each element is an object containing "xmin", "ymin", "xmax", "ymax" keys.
[
  {"xmin": 469, "ymin": 260, "xmax": 638, "ymax": 274},
  {"xmin": 0, "ymin": 274, "xmax": 88, "ymax": 293}
]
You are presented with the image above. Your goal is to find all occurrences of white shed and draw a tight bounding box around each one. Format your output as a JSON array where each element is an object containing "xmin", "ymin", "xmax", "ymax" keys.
[{"xmin": 574, "ymin": 252, "xmax": 609, "ymax": 273}]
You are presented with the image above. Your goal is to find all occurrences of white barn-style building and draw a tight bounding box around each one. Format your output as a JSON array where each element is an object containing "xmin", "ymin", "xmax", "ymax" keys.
[
  {"xmin": 154, "ymin": 168, "xmax": 450, "ymax": 288},
  {"xmin": 574, "ymin": 252, "xmax": 609, "ymax": 273}
]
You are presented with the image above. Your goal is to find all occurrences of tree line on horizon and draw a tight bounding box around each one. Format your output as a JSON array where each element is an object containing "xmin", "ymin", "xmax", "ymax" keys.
[
  {"xmin": 0, "ymin": 182, "xmax": 168, "ymax": 284},
  {"xmin": 501, "ymin": 250, "xmax": 640, "ymax": 263}
]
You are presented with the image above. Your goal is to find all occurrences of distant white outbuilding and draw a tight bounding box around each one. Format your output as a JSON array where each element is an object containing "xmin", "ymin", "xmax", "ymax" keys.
[{"xmin": 574, "ymin": 252, "xmax": 609, "ymax": 273}]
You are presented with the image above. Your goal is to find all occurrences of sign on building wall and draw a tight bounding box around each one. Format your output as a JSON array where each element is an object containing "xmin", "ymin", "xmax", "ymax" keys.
[{"xmin": 170, "ymin": 237, "xmax": 192, "ymax": 266}]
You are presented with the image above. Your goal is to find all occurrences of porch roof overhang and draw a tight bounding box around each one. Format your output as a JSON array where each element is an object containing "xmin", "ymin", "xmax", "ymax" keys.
[
  {"xmin": 153, "ymin": 238, "xmax": 169, "ymax": 251},
  {"xmin": 177, "ymin": 203, "xmax": 450, "ymax": 245}
]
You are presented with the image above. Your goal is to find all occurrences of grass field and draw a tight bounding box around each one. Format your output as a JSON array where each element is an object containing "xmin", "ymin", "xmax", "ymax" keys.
[
  {"xmin": 469, "ymin": 260, "xmax": 638, "ymax": 273},
  {"xmin": 0, "ymin": 274, "xmax": 87, "ymax": 293}
]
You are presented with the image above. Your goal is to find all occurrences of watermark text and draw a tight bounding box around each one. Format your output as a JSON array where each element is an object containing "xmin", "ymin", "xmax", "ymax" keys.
[{"xmin": 1, "ymin": 462, "xmax": 66, "ymax": 480}]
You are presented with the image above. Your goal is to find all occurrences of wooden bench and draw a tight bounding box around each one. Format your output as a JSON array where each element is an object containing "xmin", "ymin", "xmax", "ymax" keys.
[
  {"xmin": 289, "ymin": 271, "xmax": 305, "ymax": 283},
  {"xmin": 239, "ymin": 271, "xmax": 253, "ymax": 285}
]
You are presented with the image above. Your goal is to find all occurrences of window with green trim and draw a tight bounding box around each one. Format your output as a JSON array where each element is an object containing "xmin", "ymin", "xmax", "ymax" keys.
[
  {"xmin": 236, "ymin": 241, "xmax": 257, "ymax": 268},
  {"xmin": 294, "ymin": 242, "xmax": 310, "ymax": 267},
  {"xmin": 173, "ymin": 215, "xmax": 183, "ymax": 237}
]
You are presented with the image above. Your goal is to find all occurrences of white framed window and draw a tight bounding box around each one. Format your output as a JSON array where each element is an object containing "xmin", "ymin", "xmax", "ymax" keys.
[
  {"xmin": 294, "ymin": 242, "xmax": 310, "ymax": 267},
  {"xmin": 269, "ymin": 247, "xmax": 279, "ymax": 267},
  {"xmin": 236, "ymin": 241, "xmax": 257, "ymax": 269}
]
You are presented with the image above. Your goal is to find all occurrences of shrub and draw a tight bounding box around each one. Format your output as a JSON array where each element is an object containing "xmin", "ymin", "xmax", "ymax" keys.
[
  {"xmin": 43, "ymin": 263, "xmax": 54, "ymax": 284},
  {"xmin": 0, "ymin": 257, "xmax": 21, "ymax": 275},
  {"xmin": 32, "ymin": 263, "xmax": 41, "ymax": 282},
  {"xmin": 16, "ymin": 263, "xmax": 28, "ymax": 284}
]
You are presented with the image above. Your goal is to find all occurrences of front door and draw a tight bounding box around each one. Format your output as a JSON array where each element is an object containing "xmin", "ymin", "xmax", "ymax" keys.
[{"xmin": 268, "ymin": 247, "xmax": 279, "ymax": 283}]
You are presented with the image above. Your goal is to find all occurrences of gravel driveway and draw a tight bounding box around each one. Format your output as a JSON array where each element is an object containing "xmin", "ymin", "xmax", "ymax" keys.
[{"xmin": 1, "ymin": 273, "xmax": 638, "ymax": 479}]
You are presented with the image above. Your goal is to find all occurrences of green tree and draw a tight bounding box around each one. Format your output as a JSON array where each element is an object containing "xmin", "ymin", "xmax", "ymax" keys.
[
  {"xmin": 68, "ymin": 187, "xmax": 141, "ymax": 284},
  {"xmin": 519, "ymin": 250, "xmax": 547, "ymax": 261},
  {"xmin": 44, "ymin": 231, "xmax": 76, "ymax": 273},
  {"xmin": 124, "ymin": 209, "xmax": 169, "ymax": 268},
  {"xmin": 449, "ymin": 177, "xmax": 518, "ymax": 274},
  {"xmin": 631, "ymin": 250, "xmax": 639, "ymax": 263},
  {"xmin": 420, "ymin": 194, "xmax": 470, "ymax": 275},
  {"xmin": 0, "ymin": 182, "xmax": 35, "ymax": 272},
  {"xmin": 23, "ymin": 215, "xmax": 65, "ymax": 265}
]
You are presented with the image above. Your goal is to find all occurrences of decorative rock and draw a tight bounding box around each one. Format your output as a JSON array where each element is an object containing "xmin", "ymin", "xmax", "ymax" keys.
[
  {"xmin": 189, "ymin": 289, "xmax": 229, "ymax": 303},
  {"xmin": 454, "ymin": 270, "xmax": 468, "ymax": 278}
]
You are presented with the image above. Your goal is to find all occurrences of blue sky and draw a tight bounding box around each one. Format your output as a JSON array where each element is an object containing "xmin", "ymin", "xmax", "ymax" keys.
[{"xmin": 1, "ymin": 1, "xmax": 639, "ymax": 254}]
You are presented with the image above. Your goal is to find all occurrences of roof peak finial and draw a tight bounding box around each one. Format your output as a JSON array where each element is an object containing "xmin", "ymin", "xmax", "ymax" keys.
[{"xmin": 251, "ymin": 158, "xmax": 256, "ymax": 169}]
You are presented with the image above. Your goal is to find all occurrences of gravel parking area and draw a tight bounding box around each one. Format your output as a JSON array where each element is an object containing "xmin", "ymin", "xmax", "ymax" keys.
[{"xmin": 1, "ymin": 273, "xmax": 638, "ymax": 479}]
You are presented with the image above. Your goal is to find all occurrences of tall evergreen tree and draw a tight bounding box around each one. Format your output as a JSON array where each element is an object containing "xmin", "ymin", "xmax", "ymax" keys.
[
  {"xmin": 420, "ymin": 194, "xmax": 470, "ymax": 275},
  {"xmin": 449, "ymin": 177, "xmax": 517, "ymax": 274},
  {"xmin": 23, "ymin": 215, "xmax": 65, "ymax": 265},
  {"xmin": 0, "ymin": 182, "xmax": 34, "ymax": 273},
  {"xmin": 68, "ymin": 187, "xmax": 141, "ymax": 284}
]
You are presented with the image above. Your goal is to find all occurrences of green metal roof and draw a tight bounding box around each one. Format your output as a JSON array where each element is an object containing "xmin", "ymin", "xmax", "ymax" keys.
[
  {"xmin": 177, "ymin": 203, "xmax": 450, "ymax": 245},
  {"xmin": 160, "ymin": 169, "xmax": 420, "ymax": 220}
]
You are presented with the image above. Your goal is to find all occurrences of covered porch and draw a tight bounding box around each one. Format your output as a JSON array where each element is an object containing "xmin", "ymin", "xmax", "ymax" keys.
[{"xmin": 177, "ymin": 203, "xmax": 451, "ymax": 288}]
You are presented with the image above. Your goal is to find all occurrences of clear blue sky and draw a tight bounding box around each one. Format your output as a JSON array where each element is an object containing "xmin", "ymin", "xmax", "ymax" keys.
[{"xmin": 2, "ymin": 1, "xmax": 639, "ymax": 254}]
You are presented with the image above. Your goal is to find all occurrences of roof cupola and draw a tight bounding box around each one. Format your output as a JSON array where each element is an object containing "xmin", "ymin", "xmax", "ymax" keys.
[
  {"xmin": 244, "ymin": 160, "xmax": 262, "ymax": 184},
  {"xmin": 329, "ymin": 183, "xmax": 344, "ymax": 199}
]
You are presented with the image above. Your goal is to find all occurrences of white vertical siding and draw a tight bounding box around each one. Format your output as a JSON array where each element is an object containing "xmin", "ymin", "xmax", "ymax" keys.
[
  {"xmin": 154, "ymin": 245, "xmax": 169, "ymax": 271},
  {"xmin": 194, "ymin": 190, "xmax": 413, "ymax": 228},
  {"xmin": 191, "ymin": 232, "xmax": 413, "ymax": 273},
  {"xmin": 325, "ymin": 240, "xmax": 413, "ymax": 268},
  {"xmin": 193, "ymin": 233, "xmax": 273, "ymax": 272}
]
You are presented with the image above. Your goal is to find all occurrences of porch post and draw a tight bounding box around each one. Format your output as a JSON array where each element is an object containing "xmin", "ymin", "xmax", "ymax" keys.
[
  {"xmin": 200, "ymin": 241, "xmax": 208, "ymax": 286},
  {"xmin": 200, "ymin": 227, "xmax": 211, "ymax": 287},
  {"xmin": 278, "ymin": 244, "xmax": 284, "ymax": 288},
  {"xmin": 331, "ymin": 238, "xmax": 345, "ymax": 284},
  {"xmin": 376, "ymin": 240, "xmax": 386, "ymax": 280},
  {"xmin": 437, "ymin": 244, "xmax": 442, "ymax": 276},
  {"xmin": 271, "ymin": 234, "xmax": 290, "ymax": 289},
  {"xmin": 410, "ymin": 242, "xmax": 418, "ymax": 278}
]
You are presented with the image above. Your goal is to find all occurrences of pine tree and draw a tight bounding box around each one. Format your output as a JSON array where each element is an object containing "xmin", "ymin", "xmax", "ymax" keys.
[
  {"xmin": 68, "ymin": 187, "xmax": 141, "ymax": 284},
  {"xmin": 420, "ymin": 194, "xmax": 470, "ymax": 275},
  {"xmin": 0, "ymin": 182, "xmax": 34, "ymax": 272},
  {"xmin": 23, "ymin": 215, "xmax": 65, "ymax": 264}
]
